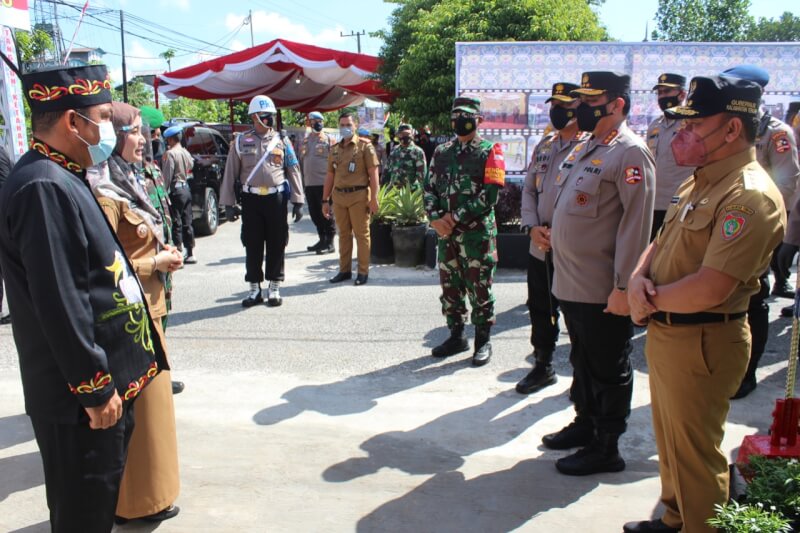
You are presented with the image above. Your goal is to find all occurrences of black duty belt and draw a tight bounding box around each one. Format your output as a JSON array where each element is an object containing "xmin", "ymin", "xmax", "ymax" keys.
[
  {"xmin": 651, "ymin": 311, "xmax": 746, "ymax": 325},
  {"xmin": 335, "ymin": 185, "xmax": 368, "ymax": 193}
]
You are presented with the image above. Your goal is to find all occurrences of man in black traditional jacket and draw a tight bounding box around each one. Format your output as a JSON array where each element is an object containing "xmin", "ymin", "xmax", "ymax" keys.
[{"xmin": 0, "ymin": 64, "xmax": 168, "ymax": 533}]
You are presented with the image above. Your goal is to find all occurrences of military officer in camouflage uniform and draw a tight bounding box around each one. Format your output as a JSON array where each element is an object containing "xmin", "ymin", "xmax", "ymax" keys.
[
  {"xmin": 424, "ymin": 96, "xmax": 506, "ymax": 367},
  {"xmin": 545, "ymin": 71, "xmax": 655, "ymax": 476},
  {"xmin": 647, "ymin": 73, "xmax": 694, "ymax": 240},
  {"xmin": 722, "ymin": 65, "xmax": 800, "ymax": 399},
  {"xmin": 517, "ymin": 81, "xmax": 586, "ymax": 394},
  {"xmin": 385, "ymin": 123, "xmax": 427, "ymax": 190}
]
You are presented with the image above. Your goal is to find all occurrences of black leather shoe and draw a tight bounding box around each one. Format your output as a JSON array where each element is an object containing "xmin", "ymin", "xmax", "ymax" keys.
[
  {"xmin": 171, "ymin": 381, "xmax": 185, "ymax": 395},
  {"xmin": 542, "ymin": 420, "xmax": 593, "ymax": 450},
  {"xmin": 329, "ymin": 272, "xmax": 352, "ymax": 283},
  {"xmin": 555, "ymin": 441, "xmax": 625, "ymax": 476},
  {"xmin": 354, "ymin": 274, "xmax": 368, "ymax": 286},
  {"xmin": 623, "ymin": 518, "xmax": 680, "ymax": 533},
  {"xmin": 142, "ymin": 505, "xmax": 180, "ymax": 522},
  {"xmin": 516, "ymin": 364, "xmax": 556, "ymax": 394},
  {"xmin": 772, "ymin": 280, "xmax": 795, "ymax": 298},
  {"xmin": 114, "ymin": 516, "xmax": 129, "ymax": 525},
  {"xmin": 316, "ymin": 243, "xmax": 335, "ymax": 255},
  {"xmin": 0, "ymin": 314, "xmax": 10, "ymax": 325},
  {"xmin": 432, "ymin": 327, "xmax": 469, "ymax": 358},
  {"xmin": 307, "ymin": 240, "xmax": 323, "ymax": 252},
  {"xmin": 782, "ymin": 304, "xmax": 794, "ymax": 318},
  {"xmin": 731, "ymin": 375, "xmax": 757, "ymax": 400}
]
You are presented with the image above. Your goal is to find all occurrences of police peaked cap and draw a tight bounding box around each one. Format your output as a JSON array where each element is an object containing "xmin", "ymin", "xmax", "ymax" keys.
[
  {"xmin": 571, "ymin": 71, "xmax": 630, "ymax": 96},
  {"xmin": 22, "ymin": 64, "xmax": 112, "ymax": 113},
  {"xmin": 546, "ymin": 82, "xmax": 579, "ymax": 103},
  {"xmin": 722, "ymin": 65, "xmax": 770, "ymax": 88},
  {"xmin": 652, "ymin": 73, "xmax": 686, "ymax": 90},
  {"xmin": 664, "ymin": 75, "xmax": 762, "ymax": 119}
]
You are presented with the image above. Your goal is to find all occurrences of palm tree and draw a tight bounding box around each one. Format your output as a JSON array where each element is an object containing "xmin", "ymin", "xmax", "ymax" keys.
[{"xmin": 159, "ymin": 48, "xmax": 176, "ymax": 71}]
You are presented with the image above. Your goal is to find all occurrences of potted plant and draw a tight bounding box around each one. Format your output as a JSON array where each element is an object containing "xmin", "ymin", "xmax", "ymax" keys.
[
  {"xmin": 494, "ymin": 182, "xmax": 528, "ymax": 269},
  {"xmin": 732, "ymin": 456, "xmax": 800, "ymax": 530},
  {"xmin": 370, "ymin": 185, "xmax": 397, "ymax": 264},
  {"xmin": 389, "ymin": 185, "xmax": 428, "ymax": 267},
  {"xmin": 707, "ymin": 501, "xmax": 792, "ymax": 532}
]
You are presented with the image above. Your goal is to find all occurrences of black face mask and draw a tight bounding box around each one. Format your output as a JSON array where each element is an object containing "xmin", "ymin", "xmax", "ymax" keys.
[
  {"xmin": 576, "ymin": 102, "xmax": 610, "ymax": 132},
  {"xmin": 311, "ymin": 122, "xmax": 323, "ymax": 132},
  {"xmin": 658, "ymin": 96, "xmax": 680, "ymax": 112},
  {"xmin": 549, "ymin": 106, "xmax": 575, "ymax": 130},
  {"xmin": 452, "ymin": 116, "xmax": 477, "ymax": 136}
]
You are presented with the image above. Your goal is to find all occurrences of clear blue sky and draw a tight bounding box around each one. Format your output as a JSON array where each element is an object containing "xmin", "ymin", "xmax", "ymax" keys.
[{"xmin": 49, "ymin": 0, "xmax": 796, "ymax": 86}]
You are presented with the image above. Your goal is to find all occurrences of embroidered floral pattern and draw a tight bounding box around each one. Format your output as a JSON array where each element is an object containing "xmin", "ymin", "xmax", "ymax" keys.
[
  {"xmin": 124, "ymin": 361, "xmax": 159, "ymax": 401},
  {"xmin": 31, "ymin": 139, "xmax": 83, "ymax": 173},
  {"xmin": 68, "ymin": 371, "xmax": 112, "ymax": 395},
  {"xmin": 27, "ymin": 75, "xmax": 111, "ymax": 102}
]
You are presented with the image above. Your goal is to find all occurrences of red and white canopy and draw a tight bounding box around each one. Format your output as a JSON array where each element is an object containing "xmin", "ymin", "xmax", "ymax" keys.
[{"xmin": 155, "ymin": 39, "xmax": 392, "ymax": 112}]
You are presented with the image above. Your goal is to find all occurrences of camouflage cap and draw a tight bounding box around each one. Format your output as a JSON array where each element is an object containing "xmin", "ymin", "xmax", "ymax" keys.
[
  {"xmin": 546, "ymin": 82, "xmax": 580, "ymax": 103},
  {"xmin": 397, "ymin": 123, "xmax": 413, "ymax": 133},
  {"xmin": 452, "ymin": 96, "xmax": 481, "ymax": 114},
  {"xmin": 652, "ymin": 73, "xmax": 686, "ymax": 90}
]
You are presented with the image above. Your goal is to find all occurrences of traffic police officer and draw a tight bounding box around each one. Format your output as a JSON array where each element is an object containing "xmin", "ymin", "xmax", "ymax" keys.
[
  {"xmin": 300, "ymin": 110, "xmax": 335, "ymax": 255},
  {"xmin": 161, "ymin": 124, "xmax": 196, "ymax": 264},
  {"xmin": 220, "ymin": 95, "xmax": 305, "ymax": 308},
  {"xmin": 385, "ymin": 123, "xmax": 427, "ymax": 189},
  {"xmin": 517, "ymin": 81, "xmax": 586, "ymax": 394},
  {"xmin": 424, "ymin": 96, "xmax": 506, "ymax": 367},
  {"xmin": 723, "ymin": 65, "xmax": 800, "ymax": 398},
  {"xmin": 544, "ymin": 71, "xmax": 655, "ymax": 476},
  {"xmin": 626, "ymin": 74, "xmax": 785, "ymax": 533},
  {"xmin": 647, "ymin": 73, "xmax": 694, "ymax": 240},
  {"xmin": 322, "ymin": 112, "xmax": 380, "ymax": 286}
]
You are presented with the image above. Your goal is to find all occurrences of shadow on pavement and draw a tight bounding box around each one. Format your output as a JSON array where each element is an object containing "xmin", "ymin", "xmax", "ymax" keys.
[
  {"xmin": 9, "ymin": 521, "xmax": 49, "ymax": 533},
  {"xmin": 204, "ymin": 255, "xmax": 245, "ymax": 267},
  {"xmin": 253, "ymin": 355, "xmax": 469, "ymax": 426},
  {"xmin": 356, "ymin": 456, "xmax": 658, "ymax": 533},
  {"xmin": 0, "ymin": 414, "xmax": 34, "ymax": 451},
  {"xmin": 168, "ymin": 301, "xmax": 248, "ymax": 326},
  {"xmin": 0, "ymin": 451, "xmax": 43, "ymax": 503}
]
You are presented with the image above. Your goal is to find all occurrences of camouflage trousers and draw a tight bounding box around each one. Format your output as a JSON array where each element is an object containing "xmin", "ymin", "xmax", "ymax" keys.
[{"xmin": 437, "ymin": 229, "xmax": 497, "ymax": 328}]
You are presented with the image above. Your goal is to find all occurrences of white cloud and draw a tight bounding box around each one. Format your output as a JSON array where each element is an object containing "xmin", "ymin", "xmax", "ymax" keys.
[
  {"xmin": 160, "ymin": 0, "xmax": 190, "ymax": 11},
  {"xmin": 224, "ymin": 10, "xmax": 345, "ymax": 47}
]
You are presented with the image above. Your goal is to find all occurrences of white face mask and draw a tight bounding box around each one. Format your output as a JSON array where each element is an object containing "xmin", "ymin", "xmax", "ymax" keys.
[{"xmin": 75, "ymin": 112, "xmax": 116, "ymax": 166}]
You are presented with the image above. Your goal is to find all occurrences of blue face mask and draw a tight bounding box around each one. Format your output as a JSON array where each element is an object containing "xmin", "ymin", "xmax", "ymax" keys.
[
  {"xmin": 339, "ymin": 127, "xmax": 353, "ymax": 139},
  {"xmin": 76, "ymin": 112, "xmax": 116, "ymax": 166}
]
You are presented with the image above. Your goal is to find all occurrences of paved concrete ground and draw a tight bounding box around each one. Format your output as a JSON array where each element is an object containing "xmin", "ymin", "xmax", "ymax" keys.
[{"xmin": 0, "ymin": 215, "xmax": 795, "ymax": 532}]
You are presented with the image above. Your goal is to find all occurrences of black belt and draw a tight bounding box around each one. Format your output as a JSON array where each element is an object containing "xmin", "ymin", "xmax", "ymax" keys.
[
  {"xmin": 335, "ymin": 185, "xmax": 368, "ymax": 193},
  {"xmin": 651, "ymin": 311, "xmax": 746, "ymax": 325}
]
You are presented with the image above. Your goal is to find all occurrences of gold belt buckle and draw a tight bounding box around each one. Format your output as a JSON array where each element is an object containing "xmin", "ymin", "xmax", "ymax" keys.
[{"xmin": 259, "ymin": 186, "xmax": 268, "ymax": 195}]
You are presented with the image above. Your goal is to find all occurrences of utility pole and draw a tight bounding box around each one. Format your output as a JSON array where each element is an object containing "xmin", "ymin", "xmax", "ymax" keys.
[
  {"xmin": 248, "ymin": 10, "xmax": 254, "ymax": 47},
  {"xmin": 340, "ymin": 30, "xmax": 365, "ymax": 54},
  {"xmin": 120, "ymin": 10, "xmax": 128, "ymax": 103}
]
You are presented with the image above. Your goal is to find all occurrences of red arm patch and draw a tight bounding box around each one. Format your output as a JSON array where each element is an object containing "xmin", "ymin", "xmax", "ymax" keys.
[
  {"xmin": 624, "ymin": 166, "xmax": 642, "ymax": 184},
  {"xmin": 773, "ymin": 132, "xmax": 790, "ymax": 154},
  {"xmin": 484, "ymin": 143, "xmax": 505, "ymax": 186}
]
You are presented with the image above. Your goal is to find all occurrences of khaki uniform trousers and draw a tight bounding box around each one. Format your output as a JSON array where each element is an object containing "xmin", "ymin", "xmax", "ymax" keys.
[
  {"xmin": 645, "ymin": 318, "xmax": 750, "ymax": 533},
  {"xmin": 332, "ymin": 188, "xmax": 371, "ymax": 275}
]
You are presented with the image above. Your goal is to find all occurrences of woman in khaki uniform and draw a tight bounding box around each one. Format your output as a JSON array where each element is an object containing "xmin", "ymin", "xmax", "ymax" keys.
[{"xmin": 87, "ymin": 102, "xmax": 183, "ymax": 523}]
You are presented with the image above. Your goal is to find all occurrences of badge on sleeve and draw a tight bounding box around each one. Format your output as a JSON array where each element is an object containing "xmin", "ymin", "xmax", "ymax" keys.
[
  {"xmin": 136, "ymin": 224, "xmax": 148, "ymax": 239},
  {"xmin": 624, "ymin": 166, "xmax": 642, "ymax": 184},
  {"xmin": 721, "ymin": 211, "xmax": 746, "ymax": 241},
  {"xmin": 484, "ymin": 143, "xmax": 506, "ymax": 186},
  {"xmin": 773, "ymin": 132, "xmax": 790, "ymax": 154}
]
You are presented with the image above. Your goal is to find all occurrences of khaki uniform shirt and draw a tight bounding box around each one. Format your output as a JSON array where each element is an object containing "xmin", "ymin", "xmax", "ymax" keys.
[
  {"xmin": 160, "ymin": 144, "xmax": 193, "ymax": 193},
  {"xmin": 220, "ymin": 129, "xmax": 304, "ymax": 206},
  {"xmin": 647, "ymin": 115, "xmax": 694, "ymax": 211},
  {"xmin": 755, "ymin": 114, "xmax": 800, "ymax": 207},
  {"xmin": 551, "ymin": 123, "xmax": 656, "ymax": 304},
  {"xmin": 327, "ymin": 134, "xmax": 379, "ymax": 190},
  {"xmin": 521, "ymin": 130, "xmax": 587, "ymax": 260},
  {"xmin": 651, "ymin": 148, "xmax": 786, "ymax": 313},
  {"xmin": 300, "ymin": 132, "xmax": 333, "ymax": 187}
]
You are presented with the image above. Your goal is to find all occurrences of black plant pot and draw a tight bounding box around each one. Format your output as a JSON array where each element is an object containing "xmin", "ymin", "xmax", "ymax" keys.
[
  {"xmin": 424, "ymin": 228, "xmax": 438, "ymax": 269},
  {"xmin": 496, "ymin": 231, "xmax": 529, "ymax": 269},
  {"xmin": 370, "ymin": 221, "xmax": 395, "ymax": 264},
  {"xmin": 392, "ymin": 223, "xmax": 427, "ymax": 267}
]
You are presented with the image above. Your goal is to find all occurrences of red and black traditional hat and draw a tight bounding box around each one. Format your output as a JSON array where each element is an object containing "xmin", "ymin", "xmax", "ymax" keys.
[{"xmin": 21, "ymin": 64, "xmax": 112, "ymax": 113}]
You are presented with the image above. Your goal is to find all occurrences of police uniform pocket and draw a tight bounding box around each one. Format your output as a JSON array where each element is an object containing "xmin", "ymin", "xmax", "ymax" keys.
[
  {"xmin": 681, "ymin": 209, "xmax": 713, "ymax": 232},
  {"xmin": 566, "ymin": 175, "xmax": 602, "ymax": 218}
]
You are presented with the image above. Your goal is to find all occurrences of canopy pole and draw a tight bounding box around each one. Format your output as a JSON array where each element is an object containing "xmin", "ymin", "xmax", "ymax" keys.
[
  {"xmin": 154, "ymin": 77, "xmax": 160, "ymax": 109},
  {"xmin": 229, "ymin": 99, "xmax": 234, "ymax": 130}
]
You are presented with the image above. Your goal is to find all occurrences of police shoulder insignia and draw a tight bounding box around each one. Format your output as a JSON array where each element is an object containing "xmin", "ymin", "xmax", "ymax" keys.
[
  {"xmin": 721, "ymin": 211, "xmax": 746, "ymax": 241},
  {"xmin": 724, "ymin": 204, "xmax": 755, "ymax": 215},
  {"xmin": 624, "ymin": 166, "xmax": 642, "ymax": 184},
  {"xmin": 484, "ymin": 143, "xmax": 505, "ymax": 186},
  {"xmin": 602, "ymin": 130, "xmax": 619, "ymax": 145}
]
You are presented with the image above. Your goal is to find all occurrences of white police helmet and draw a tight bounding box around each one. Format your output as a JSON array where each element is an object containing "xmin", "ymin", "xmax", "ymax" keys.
[{"xmin": 248, "ymin": 95, "xmax": 277, "ymax": 115}]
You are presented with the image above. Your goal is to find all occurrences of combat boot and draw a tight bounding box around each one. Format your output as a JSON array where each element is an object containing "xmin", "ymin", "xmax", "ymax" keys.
[
  {"xmin": 516, "ymin": 349, "xmax": 557, "ymax": 394},
  {"xmin": 431, "ymin": 325, "xmax": 469, "ymax": 358},
  {"xmin": 542, "ymin": 418, "xmax": 593, "ymax": 450},
  {"xmin": 555, "ymin": 432, "xmax": 626, "ymax": 476},
  {"xmin": 307, "ymin": 238, "xmax": 323, "ymax": 252},
  {"xmin": 472, "ymin": 325, "xmax": 492, "ymax": 366},
  {"xmin": 316, "ymin": 234, "xmax": 335, "ymax": 255}
]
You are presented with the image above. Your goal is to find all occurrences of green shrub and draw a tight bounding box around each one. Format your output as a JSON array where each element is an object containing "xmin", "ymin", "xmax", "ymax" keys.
[
  {"xmin": 389, "ymin": 185, "xmax": 427, "ymax": 226},
  {"xmin": 744, "ymin": 457, "xmax": 800, "ymax": 521},
  {"xmin": 707, "ymin": 501, "xmax": 792, "ymax": 532}
]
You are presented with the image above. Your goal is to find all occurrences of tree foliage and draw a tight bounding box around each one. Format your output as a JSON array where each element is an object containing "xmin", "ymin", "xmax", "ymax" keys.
[
  {"xmin": 15, "ymin": 28, "xmax": 55, "ymax": 64},
  {"xmin": 376, "ymin": 0, "xmax": 608, "ymax": 131},
  {"xmin": 653, "ymin": 0, "xmax": 800, "ymax": 42}
]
